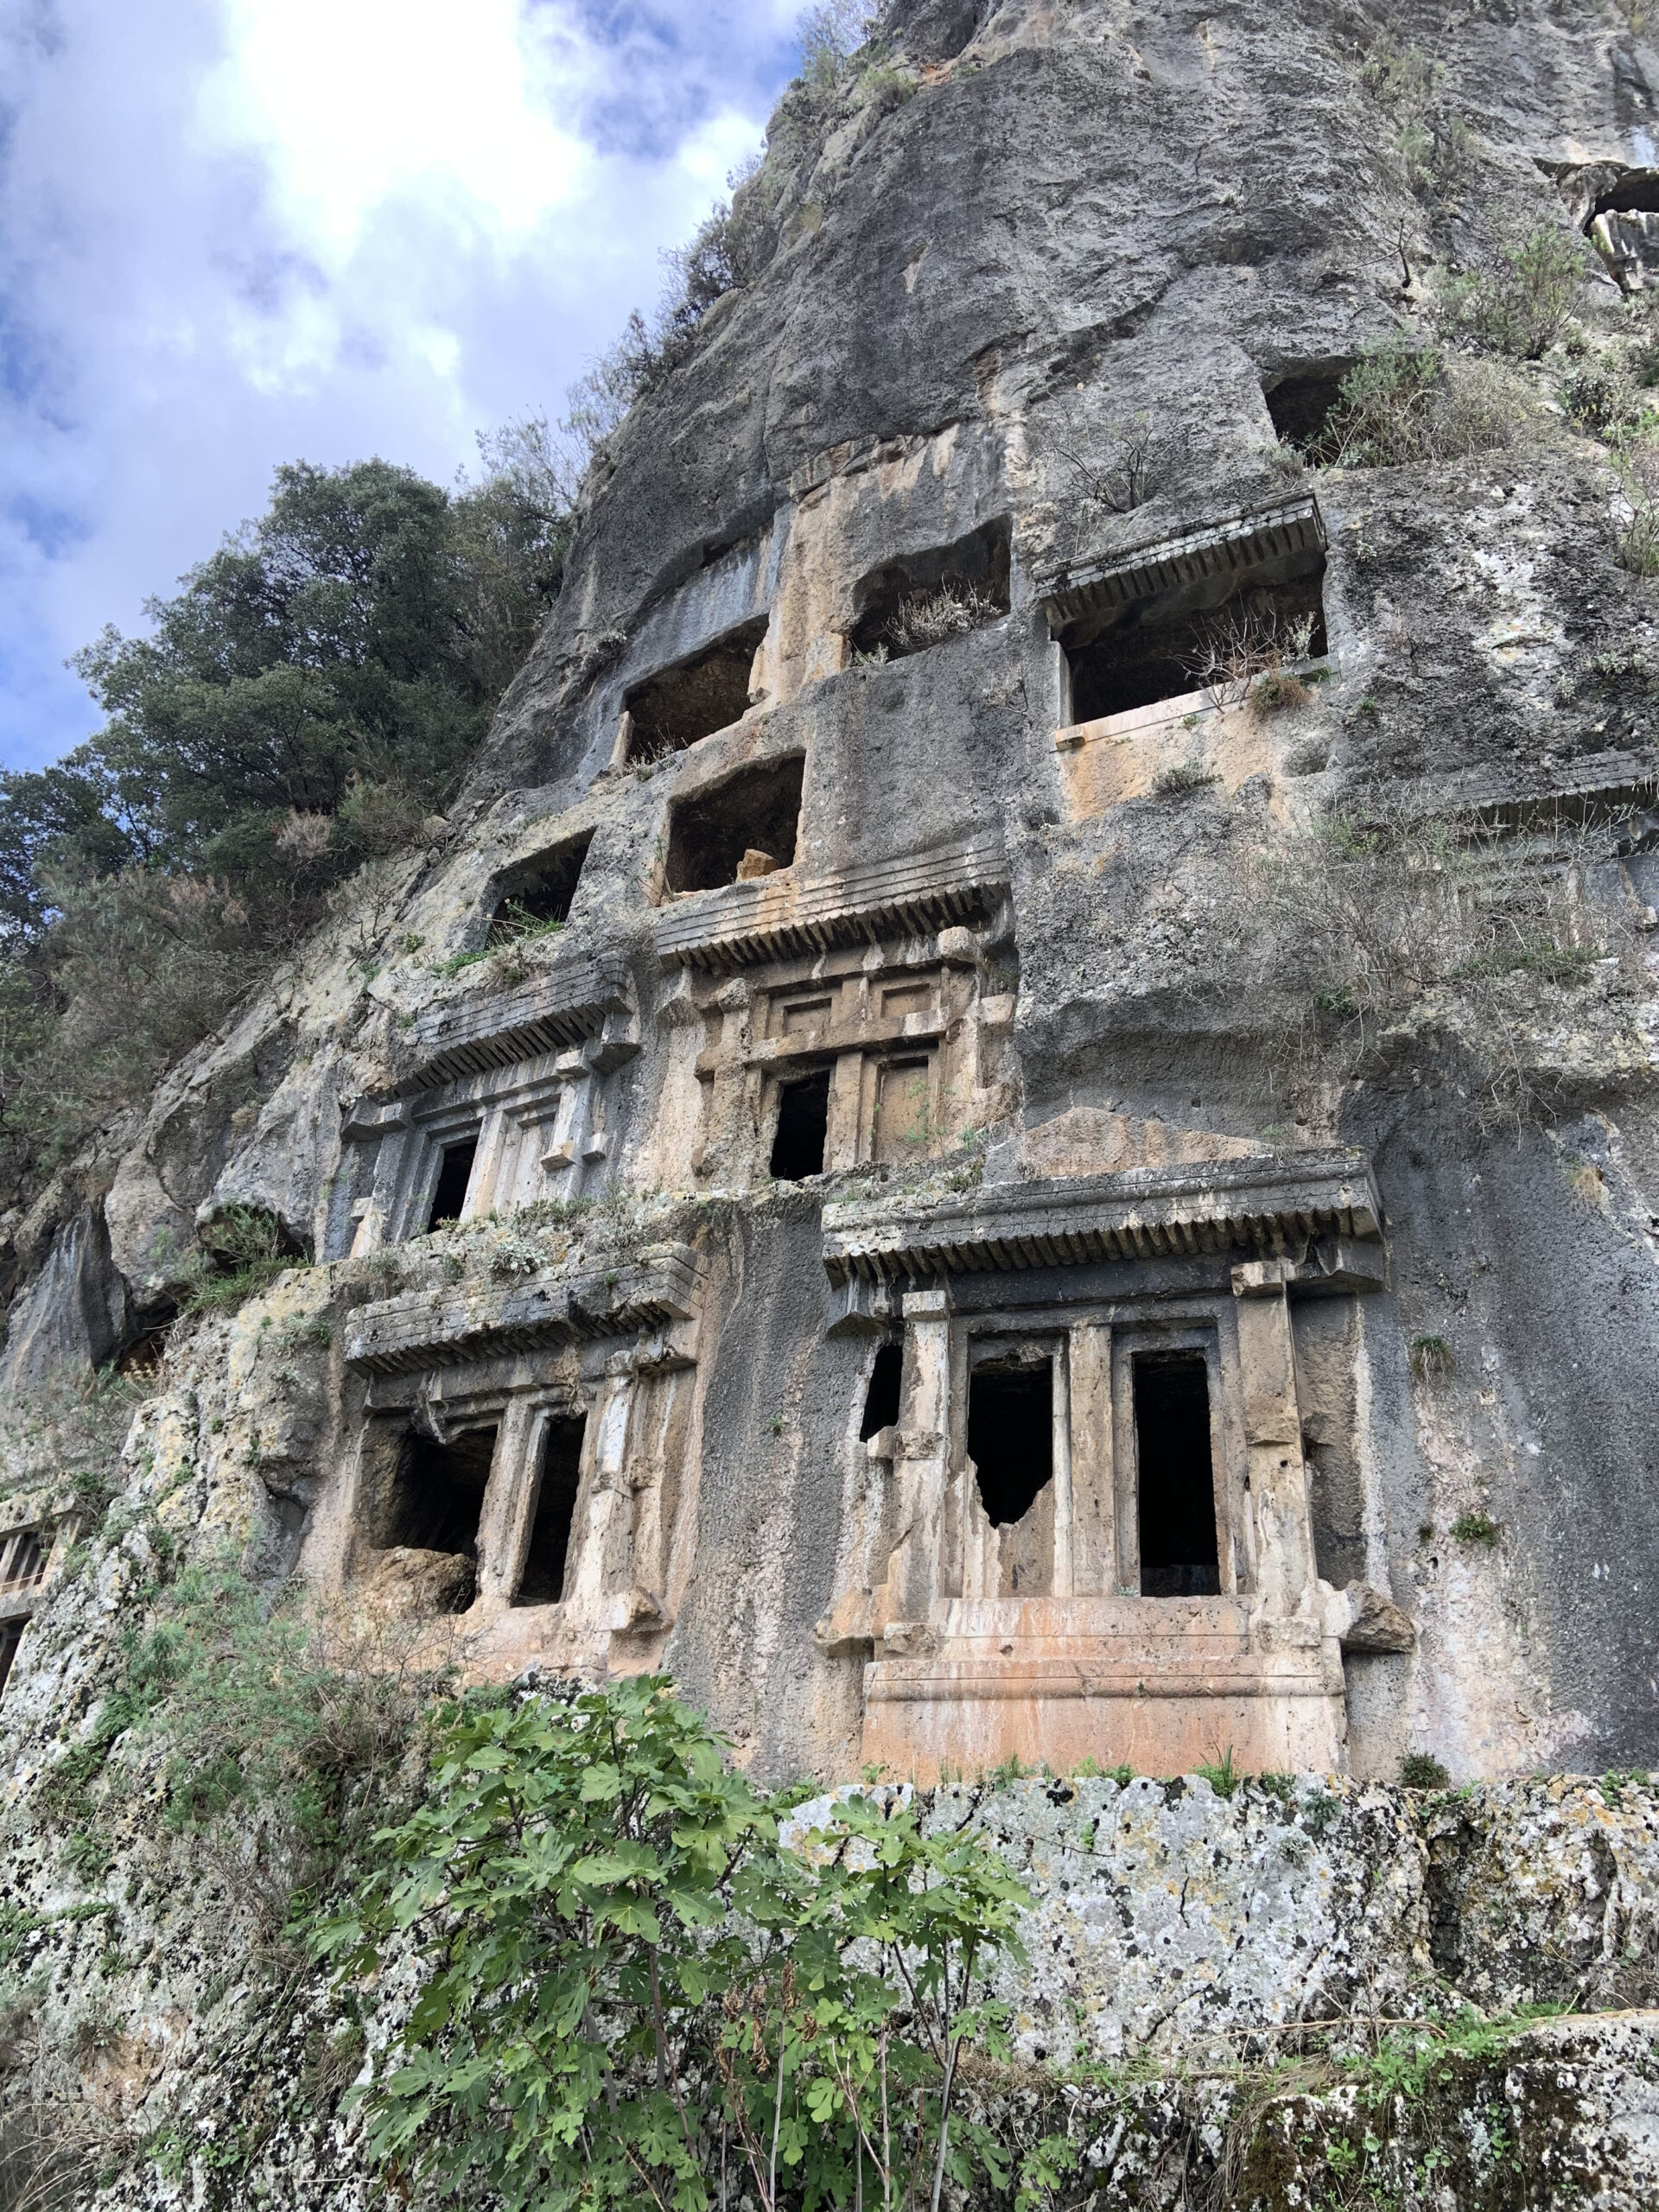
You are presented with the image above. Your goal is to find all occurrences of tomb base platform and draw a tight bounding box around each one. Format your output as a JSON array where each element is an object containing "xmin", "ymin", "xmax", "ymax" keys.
[{"xmin": 861, "ymin": 1597, "xmax": 1348, "ymax": 1782}]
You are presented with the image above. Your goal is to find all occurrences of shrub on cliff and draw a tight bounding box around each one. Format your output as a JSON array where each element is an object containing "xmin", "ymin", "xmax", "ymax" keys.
[
  {"xmin": 316, "ymin": 1675, "xmax": 1052, "ymax": 2212},
  {"xmin": 1212, "ymin": 802, "xmax": 1632, "ymax": 1129},
  {"xmin": 1438, "ymin": 226, "xmax": 1589, "ymax": 360},
  {"xmin": 1313, "ymin": 342, "xmax": 1515, "ymax": 467}
]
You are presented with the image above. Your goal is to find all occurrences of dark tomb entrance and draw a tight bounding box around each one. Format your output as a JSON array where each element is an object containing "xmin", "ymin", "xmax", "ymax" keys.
[
  {"xmin": 664, "ymin": 755, "xmax": 804, "ymax": 893},
  {"xmin": 968, "ymin": 1360, "xmax": 1053, "ymax": 1526},
  {"xmin": 515, "ymin": 1414, "xmax": 587, "ymax": 1605},
  {"xmin": 860, "ymin": 1342, "xmax": 904, "ymax": 1439},
  {"xmin": 770, "ymin": 1070, "xmax": 831, "ymax": 1179},
  {"xmin": 427, "ymin": 1137, "xmax": 478, "ymax": 1230},
  {"xmin": 1135, "ymin": 1355, "xmax": 1220, "ymax": 1596},
  {"xmin": 381, "ymin": 1426, "xmax": 497, "ymax": 1567}
]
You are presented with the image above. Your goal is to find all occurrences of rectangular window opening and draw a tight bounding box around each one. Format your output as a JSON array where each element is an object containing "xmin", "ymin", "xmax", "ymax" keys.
[
  {"xmin": 626, "ymin": 616, "xmax": 770, "ymax": 763},
  {"xmin": 849, "ymin": 518, "xmax": 1011, "ymax": 662},
  {"xmin": 664, "ymin": 754, "xmax": 804, "ymax": 895},
  {"xmin": 1061, "ymin": 564, "xmax": 1327, "ymax": 725},
  {"xmin": 0, "ymin": 1621, "xmax": 22, "ymax": 1700},
  {"xmin": 0, "ymin": 1530, "xmax": 45, "ymax": 1594},
  {"xmin": 379, "ymin": 1427, "xmax": 497, "ymax": 1577},
  {"xmin": 515, "ymin": 1414, "xmax": 587, "ymax": 1606},
  {"xmin": 487, "ymin": 830, "xmax": 594, "ymax": 944},
  {"xmin": 968, "ymin": 1359, "xmax": 1053, "ymax": 1527},
  {"xmin": 860, "ymin": 1341, "xmax": 904, "ymax": 1440},
  {"xmin": 770, "ymin": 1070, "xmax": 831, "ymax": 1180},
  {"xmin": 1135, "ymin": 1355, "xmax": 1220, "ymax": 1597},
  {"xmin": 427, "ymin": 1136, "xmax": 479, "ymax": 1230}
]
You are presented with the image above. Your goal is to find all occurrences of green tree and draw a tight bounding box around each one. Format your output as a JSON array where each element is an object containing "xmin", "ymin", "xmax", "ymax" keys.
[
  {"xmin": 0, "ymin": 441, "xmax": 569, "ymax": 1205},
  {"xmin": 70, "ymin": 457, "xmax": 513, "ymax": 903}
]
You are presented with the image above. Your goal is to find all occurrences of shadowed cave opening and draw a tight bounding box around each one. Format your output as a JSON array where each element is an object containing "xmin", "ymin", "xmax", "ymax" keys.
[
  {"xmin": 1135, "ymin": 1355, "xmax": 1220, "ymax": 1597},
  {"xmin": 968, "ymin": 1360, "xmax": 1052, "ymax": 1526},
  {"xmin": 381, "ymin": 1426, "xmax": 497, "ymax": 1567},
  {"xmin": 860, "ymin": 1341, "xmax": 904, "ymax": 1439},
  {"xmin": 0, "ymin": 1624, "xmax": 22, "ymax": 1700},
  {"xmin": 770, "ymin": 1069, "xmax": 831, "ymax": 1179},
  {"xmin": 1263, "ymin": 365, "xmax": 1354, "ymax": 455},
  {"xmin": 849, "ymin": 518, "xmax": 1011, "ymax": 662},
  {"xmin": 427, "ymin": 1136, "xmax": 479, "ymax": 1230},
  {"xmin": 626, "ymin": 617, "xmax": 769, "ymax": 761},
  {"xmin": 515, "ymin": 1414, "xmax": 587, "ymax": 1606},
  {"xmin": 487, "ymin": 831, "xmax": 594, "ymax": 943},
  {"xmin": 664, "ymin": 755, "xmax": 804, "ymax": 894},
  {"xmin": 1060, "ymin": 568, "xmax": 1327, "ymax": 724}
]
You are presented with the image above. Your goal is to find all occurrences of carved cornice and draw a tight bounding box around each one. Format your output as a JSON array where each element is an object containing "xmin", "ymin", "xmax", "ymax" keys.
[
  {"xmin": 343, "ymin": 1243, "xmax": 701, "ymax": 1374},
  {"xmin": 821, "ymin": 1151, "xmax": 1382, "ymax": 1285},
  {"xmin": 654, "ymin": 831, "xmax": 1008, "ymax": 971},
  {"xmin": 1038, "ymin": 496, "xmax": 1327, "ymax": 632},
  {"xmin": 405, "ymin": 953, "xmax": 634, "ymax": 1089}
]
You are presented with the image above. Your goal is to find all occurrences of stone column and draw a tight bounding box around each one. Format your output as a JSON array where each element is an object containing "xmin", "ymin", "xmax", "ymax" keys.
[
  {"xmin": 1230, "ymin": 1262, "xmax": 1318, "ymax": 1617},
  {"xmin": 1051, "ymin": 1333, "xmax": 1075, "ymax": 1597},
  {"xmin": 564, "ymin": 1363, "xmax": 633, "ymax": 1622},
  {"xmin": 879, "ymin": 1285, "xmax": 953, "ymax": 1637},
  {"xmin": 1067, "ymin": 1321, "xmax": 1114, "ymax": 1593},
  {"xmin": 823, "ymin": 1050, "xmax": 866, "ymax": 1173},
  {"xmin": 473, "ymin": 1395, "xmax": 539, "ymax": 1607}
]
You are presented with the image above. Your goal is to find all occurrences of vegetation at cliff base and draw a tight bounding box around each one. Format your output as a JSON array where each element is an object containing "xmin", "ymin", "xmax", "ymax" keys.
[{"xmin": 315, "ymin": 1674, "xmax": 1055, "ymax": 2212}]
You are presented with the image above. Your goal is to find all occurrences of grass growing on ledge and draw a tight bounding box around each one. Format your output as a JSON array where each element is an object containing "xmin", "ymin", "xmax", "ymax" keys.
[{"xmin": 1449, "ymin": 1510, "xmax": 1501, "ymax": 1548}]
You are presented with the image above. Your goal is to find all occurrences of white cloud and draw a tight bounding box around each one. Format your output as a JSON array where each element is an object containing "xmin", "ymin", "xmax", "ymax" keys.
[
  {"xmin": 202, "ymin": 0, "xmax": 589, "ymax": 260},
  {"xmin": 0, "ymin": 0, "xmax": 801, "ymax": 770}
]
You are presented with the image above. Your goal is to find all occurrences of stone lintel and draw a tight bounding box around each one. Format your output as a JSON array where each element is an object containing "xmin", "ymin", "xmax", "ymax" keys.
[
  {"xmin": 406, "ymin": 954, "xmax": 631, "ymax": 1089},
  {"xmin": 822, "ymin": 1151, "xmax": 1382, "ymax": 1287},
  {"xmin": 340, "ymin": 1098, "xmax": 410, "ymax": 1141},
  {"xmin": 824, "ymin": 1277, "xmax": 899, "ymax": 1338},
  {"xmin": 343, "ymin": 1243, "xmax": 700, "ymax": 1374},
  {"xmin": 1038, "ymin": 496, "xmax": 1326, "ymax": 632},
  {"xmin": 654, "ymin": 833, "xmax": 1008, "ymax": 971}
]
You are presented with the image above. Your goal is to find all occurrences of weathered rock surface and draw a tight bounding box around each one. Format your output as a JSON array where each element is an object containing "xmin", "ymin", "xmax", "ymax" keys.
[{"xmin": 7, "ymin": 0, "xmax": 1659, "ymax": 2198}]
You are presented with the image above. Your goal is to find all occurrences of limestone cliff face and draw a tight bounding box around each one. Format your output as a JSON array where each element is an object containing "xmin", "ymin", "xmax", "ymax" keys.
[
  {"xmin": 7, "ymin": 0, "xmax": 1659, "ymax": 1792},
  {"xmin": 12, "ymin": 2, "xmax": 1659, "ymax": 2201}
]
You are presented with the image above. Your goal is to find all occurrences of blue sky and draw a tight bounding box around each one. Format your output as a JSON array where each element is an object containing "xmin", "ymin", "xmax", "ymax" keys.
[{"xmin": 0, "ymin": 0, "xmax": 804, "ymax": 770}]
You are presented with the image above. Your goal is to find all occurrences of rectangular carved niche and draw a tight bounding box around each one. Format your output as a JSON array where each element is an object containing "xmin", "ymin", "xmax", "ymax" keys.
[
  {"xmin": 1061, "ymin": 564, "xmax": 1327, "ymax": 725},
  {"xmin": 626, "ymin": 617, "xmax": 770, "ymax": 763},
  {"xmin": 1047, "ymin": 504, "xmax": 1330, "ymax": 736},
  {"xmin": 487, "ymin": 832, "xmax": 594, "ymax": 944},
  {"xmin": 664, "ymin": 755, "xmax": 804, "ymax": 895},
  {"xmin": 848, "ymin": 519, "xmax": 1011, "ymax": 662}
]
